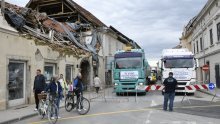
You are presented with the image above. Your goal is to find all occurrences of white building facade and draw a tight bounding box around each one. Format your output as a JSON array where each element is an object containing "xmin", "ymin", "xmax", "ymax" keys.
[{"xmin": 181, "ymin": 0, "xmax": 220, "ymax": 88}]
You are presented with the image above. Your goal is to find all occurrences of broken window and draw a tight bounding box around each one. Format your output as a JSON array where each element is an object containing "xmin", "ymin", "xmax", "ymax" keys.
[
  {"xmin": 66, "ymin": 65, "xmax": 73, "ymax": 82},
  {"xmin": 44, "ymin": 64, "xmax": 56, "ymax": 83},
  {"xmin": 8, "ymin": 62, "xmax": 25, "ymax": 100}
]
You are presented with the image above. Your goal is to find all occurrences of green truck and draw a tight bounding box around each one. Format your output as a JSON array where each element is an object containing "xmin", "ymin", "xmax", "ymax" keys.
[{"xmin": 113, "ymin": 48, "xmax": 150, "ymax": 95}]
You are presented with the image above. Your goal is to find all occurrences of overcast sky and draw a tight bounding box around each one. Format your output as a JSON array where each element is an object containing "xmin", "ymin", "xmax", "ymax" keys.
[{"xmin": 7, "ymin": 0, "xmax": 208, "ymax": 65}]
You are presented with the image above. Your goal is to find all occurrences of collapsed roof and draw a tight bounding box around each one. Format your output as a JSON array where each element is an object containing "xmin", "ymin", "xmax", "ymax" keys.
[
  {"xmin": 0, "ymin": 0, "xmax": 140, "ymax": 58},
  {"xmin": 0, "ymin": 1, "xmax": 102, "ymax": 57}
]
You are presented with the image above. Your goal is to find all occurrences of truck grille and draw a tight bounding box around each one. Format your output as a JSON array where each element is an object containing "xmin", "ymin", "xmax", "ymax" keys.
[
  {"xmin": 122, "ymin": 88, "xmax": 135, "ymax": 90},
  {"xmin": 121, "ymin": 83, "xmax": 136, "ymax": 85},
  {"xmin": 175, "ymin": 87, "xmax": 185, "ymax": 90},
  {"xmin": 178, "ymin": 82, "xmax": 187, "ymax": 85},
  {"xmin": 176, "ymin": 82, "xmax": 187, "ymax": 90}
]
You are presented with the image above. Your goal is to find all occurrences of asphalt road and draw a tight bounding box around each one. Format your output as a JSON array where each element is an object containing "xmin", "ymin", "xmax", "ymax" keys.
[{"xmin": 14, "ymin": 90, "xmax": 220, "ymax": 124}]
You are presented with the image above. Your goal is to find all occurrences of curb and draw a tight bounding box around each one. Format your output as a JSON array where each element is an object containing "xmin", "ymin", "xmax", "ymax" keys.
[
  {"xmin": 0, "ymin": 112, "xmax": 38, "ymax": 124},
  {"xmin": 0, "ymin": 95, "xmax": 100, "ymax": 124}
]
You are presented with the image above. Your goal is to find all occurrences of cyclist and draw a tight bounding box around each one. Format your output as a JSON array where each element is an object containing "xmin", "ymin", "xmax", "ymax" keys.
[
  {"xmin": 73, "ymin": 73, "xmax": 84, "ymax": 101},
  {"xmin": 44, "ymin": 75, "xmax": 63, "ymax": 119}
]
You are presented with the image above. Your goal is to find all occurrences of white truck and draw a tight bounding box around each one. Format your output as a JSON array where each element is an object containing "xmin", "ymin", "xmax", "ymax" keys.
[{"xmin": 160, "ymin": 49, "xmax": 198, "ymax": 93}]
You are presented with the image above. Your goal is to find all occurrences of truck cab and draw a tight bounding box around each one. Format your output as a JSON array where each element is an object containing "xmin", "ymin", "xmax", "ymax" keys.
[
  {"xmin": 113, "ymin": 48, "xmax": 150, "ymax": 95},
  {"xmin": 161, "ymin": 49, "xmax": 197, "ymax": 93}
]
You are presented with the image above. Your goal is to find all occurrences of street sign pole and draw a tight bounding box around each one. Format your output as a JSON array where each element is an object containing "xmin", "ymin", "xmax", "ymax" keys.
[{"xmin": 208, "ymin": 83, "xmax": 216, "ymax": 102}]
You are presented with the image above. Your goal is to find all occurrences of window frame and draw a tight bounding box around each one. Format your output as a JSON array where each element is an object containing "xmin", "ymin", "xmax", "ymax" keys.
[
  {"xmin": 210, "ymin": 29, "xmax": 213, "ymax": 45},
  {"xmin": 196, "ymin": 40, "xmax": 199, "ymax": 53},
  {"xmin": 217, "ymin": 23, "xmax": 220, "ymax": 41},
  {"xmin": 200, "ymin": 37, "xmax": 203, "ymax": 51}
]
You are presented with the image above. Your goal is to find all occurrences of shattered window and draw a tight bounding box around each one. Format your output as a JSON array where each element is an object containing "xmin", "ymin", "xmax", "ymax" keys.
[
  {"xmin": 66, "ymin": 65, "xmax": 73, "ymax": 83},
  {"xmin": 44, "ymin": 65, "xmax": 55, "ymax": 83},
  {"xmin": 8, "ymin": 62, "xmax": 25, "ymax": 100}
]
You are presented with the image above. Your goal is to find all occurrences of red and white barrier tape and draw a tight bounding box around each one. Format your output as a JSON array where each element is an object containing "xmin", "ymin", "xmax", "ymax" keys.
[
  {"xmin": 136, "ymin": 85, "xmax": 164, "ymax": 91},
  {"xmin": 185, "ymin": 84, "xmax": 208, "ymax": 90},
  {"xmin": 136, "ymin": 84, "xmax": 209, "ymax": 91}
]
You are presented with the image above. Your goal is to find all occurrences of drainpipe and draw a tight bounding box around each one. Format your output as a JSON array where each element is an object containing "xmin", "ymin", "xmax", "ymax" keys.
[{"xmin": 1, "ymin": 0, "xmax": 5, "ymax": 17}]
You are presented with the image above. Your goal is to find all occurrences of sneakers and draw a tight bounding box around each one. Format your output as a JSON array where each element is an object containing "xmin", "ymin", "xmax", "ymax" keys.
[
  {"xmin": 34, "ymin": 108, "xmax": 38, "ymax": 111},
  {"xmin": 51, "ymin": 116, "xmax": 61, "ymax": 119}
]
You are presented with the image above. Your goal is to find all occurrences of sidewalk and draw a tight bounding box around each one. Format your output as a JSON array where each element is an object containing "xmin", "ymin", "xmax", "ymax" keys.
[{"xmin": 0, "ymin": 91, "xmax": 102, "ymax": 124}]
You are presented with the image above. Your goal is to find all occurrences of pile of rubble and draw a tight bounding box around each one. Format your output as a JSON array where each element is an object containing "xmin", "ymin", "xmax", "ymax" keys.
[{"xmin": 1, "ymin": 2, "xmax": 102, "ymax": 57}]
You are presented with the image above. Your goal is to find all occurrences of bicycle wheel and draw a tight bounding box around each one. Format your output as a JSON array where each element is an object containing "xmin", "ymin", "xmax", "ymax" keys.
[
  {"xmin": 65, "ymin": 95, "xmax": 74, "ymax": 112},
  {"xmin": 77, "ymin": 97, "xmax": 90, "ymax": 115},
  {"xmin": 38, "ymin": 101, "xmax": 45, "ymax": 119},
  {"xmin": 48, "ymin": 103, "xmax": 58, "ymax": 124}
]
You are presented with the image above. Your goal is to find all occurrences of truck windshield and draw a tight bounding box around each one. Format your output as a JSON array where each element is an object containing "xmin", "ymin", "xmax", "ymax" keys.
[
  {"xmin": 115, "ymin": 57, "xmax": 142, "ymax": 69},
  {"xmin": 164, "ymin": 58, "xmax": 194, "ymax": 68}
]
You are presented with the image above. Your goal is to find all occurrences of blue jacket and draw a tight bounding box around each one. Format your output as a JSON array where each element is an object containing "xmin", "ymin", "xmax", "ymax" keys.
[
  {"xmin": 45, "ymin": 81, "xmax": 63, "ymax": 98},
  {"xmin": 73, "ymin": 77, "xmax": 83, "ymax": 91}
]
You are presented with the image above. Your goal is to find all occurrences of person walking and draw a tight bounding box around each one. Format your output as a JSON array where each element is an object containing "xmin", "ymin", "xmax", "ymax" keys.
[
  {"xmin": 33, "ymin": 69, "xmax": 46, "ymax": 111},
  {"xmin": 44, "ymin": 75, "xmax": 63, "ymax": 119},
  {"xmin": 93, "ymin": 75, "xmax": 101, "ymax": 93},
  {"xmin": 163, "ymin": 72, "xmax": 177, "ymax": 112},
  {"xmin": 58, "ymin": 74, "xmax": 68, "ymax": 97}
]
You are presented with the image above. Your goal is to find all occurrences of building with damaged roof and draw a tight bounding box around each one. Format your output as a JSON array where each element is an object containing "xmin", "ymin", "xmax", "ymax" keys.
[{"xmin": 0, "ymin": 0, "xmax": 140, "ymax": 110}]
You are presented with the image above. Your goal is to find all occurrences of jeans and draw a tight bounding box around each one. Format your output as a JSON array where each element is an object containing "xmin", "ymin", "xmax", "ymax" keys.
[
  {"xmin": 163, "ymin": 92, "xmax": 175, "ymax": 111},
  {"xmin": 55, "ymin": 96, "xmax": 61, "ymax": 116},
  {"xmin": 34, "ymin": 90, "xmax": 42, "ymax": 109},
  {"xmin": 95, "ymin": 87, "xmax": 100, "ymax": 93}
]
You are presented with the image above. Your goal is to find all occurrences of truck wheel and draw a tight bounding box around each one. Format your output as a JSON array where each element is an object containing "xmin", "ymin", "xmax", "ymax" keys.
[
  {"xmin": 116, "ymin": 93, "xmax": 120, "ymax": 96},
  {"xmin": 142, "ymin": 92, "xmax": 146, "ymax": 95}
]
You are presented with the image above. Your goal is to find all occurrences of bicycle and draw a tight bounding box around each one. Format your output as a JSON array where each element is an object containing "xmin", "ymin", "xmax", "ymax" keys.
[
  {"xmin": 38, "ymin": 93, "xmax": 58, "ymax": 124},
  {"xmin": 65, "ymin": 89, "xmax": 90, "ymax": 115}
]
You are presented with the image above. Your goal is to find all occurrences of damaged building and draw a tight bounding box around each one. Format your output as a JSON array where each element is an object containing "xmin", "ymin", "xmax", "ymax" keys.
[{"xmin": 0, "ymin": 0, "xmax": 140, "ymax": 110}]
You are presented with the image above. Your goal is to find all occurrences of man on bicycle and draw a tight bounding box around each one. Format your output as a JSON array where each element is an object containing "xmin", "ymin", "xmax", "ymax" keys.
[{"xmin": 73, "ymin": 73, "xmax": 83, "ymax": 100}]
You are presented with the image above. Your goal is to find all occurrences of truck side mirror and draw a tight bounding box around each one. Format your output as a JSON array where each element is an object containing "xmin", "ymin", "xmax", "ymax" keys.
[{"xmin": 195, "ymin": 59, "xmax": 199, "ymax": 68}]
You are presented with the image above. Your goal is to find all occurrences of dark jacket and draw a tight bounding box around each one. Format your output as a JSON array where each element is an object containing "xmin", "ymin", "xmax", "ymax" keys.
[
  {"xmin": 33, "ymin": 74, "xmax": 46, "ymax": 92},
  {"xmin": 163, "ymin": 77, "xmax": 177, "ymax": 93},
  {"xmin": 45, "ymin": 81, "xmax": 63, "ymax": 98},
  {"xmin": 73, "ymin": 77, "xmax": 83, "ymax": 91}
]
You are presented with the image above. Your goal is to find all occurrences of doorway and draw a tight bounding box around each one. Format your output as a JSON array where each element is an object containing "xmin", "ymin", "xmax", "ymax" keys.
[
  {"xmin": 80, "ymin": 59, "xmax": 90, "ymax": 88},
  {"xmin": 8, "ymin": 61, "xmax": 26, "ymax": 107}
]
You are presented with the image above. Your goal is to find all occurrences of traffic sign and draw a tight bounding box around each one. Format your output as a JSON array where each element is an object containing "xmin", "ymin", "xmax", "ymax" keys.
[
  {"xmin": 202, "ymin": 64, "xmax": 209, "ymax": 72},
  {"xmin": 208, "ymin": 83, "xmax": 215, "ymax": 90}
]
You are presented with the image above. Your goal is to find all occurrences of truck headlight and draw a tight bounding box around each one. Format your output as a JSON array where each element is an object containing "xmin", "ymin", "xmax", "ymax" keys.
[
  {"xmin": 115, "ymin": 83, "xmax": 118, "ymax": 86},
  {"xmin": 139, "ymin": 83, "xmax": 144, "ymax": 85}
]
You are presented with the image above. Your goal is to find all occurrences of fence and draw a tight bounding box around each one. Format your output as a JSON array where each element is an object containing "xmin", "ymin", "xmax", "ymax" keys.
[
  {"xmin": 136, "ymin": 81, "xmax": 220, "ymax": 104},
  {"xmin": 78, "ymin": 81, "xmax": 220, "ymax": 104}
]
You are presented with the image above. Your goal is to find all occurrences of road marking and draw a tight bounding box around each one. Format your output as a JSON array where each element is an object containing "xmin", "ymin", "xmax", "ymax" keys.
[
  {"xmin": 146, "ymin": 100, "xmax": 156, "ymax": 124},
  {"xmin": 30, "ymin": 104, "xmax": 220, "ymax": 124}
]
